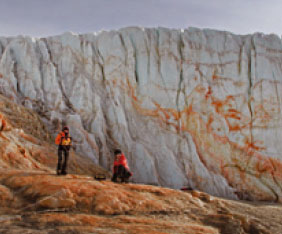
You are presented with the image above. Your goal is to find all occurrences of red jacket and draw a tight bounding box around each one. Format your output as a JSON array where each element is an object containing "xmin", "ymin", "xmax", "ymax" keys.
[{"xmin": 113, "ymin": 154, "xmax": 129, "ymax": 173}]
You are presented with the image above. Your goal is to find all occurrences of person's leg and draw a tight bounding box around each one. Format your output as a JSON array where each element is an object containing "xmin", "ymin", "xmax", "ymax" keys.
[
  {"xmin": 57, "ymin": 148, "xmax": 63, "ymax": 175},
  {"xmin": 117, "ymin": 165, "xmax": 127, "ymax": 183},
  {"xmin": 111, "ymin": 166, "xmax": 118, "ymax": 182},
  {"xmin": 61, "ymin": 149, "xmax": 69, "ymax": 175},
  {"xmin": 122, "ymin": 168, "xmax": 132, "ymax": 183},
  {"xmin": 124, "ymin": 169, "xmax": 132, "ymax": 183}
]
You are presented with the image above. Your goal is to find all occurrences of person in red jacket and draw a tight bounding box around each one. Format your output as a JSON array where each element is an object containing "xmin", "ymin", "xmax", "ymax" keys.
[
  {"xmin": 111, "ymin": 149, "xmax": 132, "ymax": 183},
  {"xmin": 55, "ymin": 126, "xmax": 72, "ymax": 175}
]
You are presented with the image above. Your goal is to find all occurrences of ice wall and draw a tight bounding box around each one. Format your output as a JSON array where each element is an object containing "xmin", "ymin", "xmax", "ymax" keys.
[{"xmin": 0, "ymin": 27, "xmax": 282, "ymax": 201}]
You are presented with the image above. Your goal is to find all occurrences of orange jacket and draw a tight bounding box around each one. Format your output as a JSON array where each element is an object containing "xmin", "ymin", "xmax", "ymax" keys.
[{"xmin": 55, "ymin": 132, "xmax": 64, "ymax": 145}]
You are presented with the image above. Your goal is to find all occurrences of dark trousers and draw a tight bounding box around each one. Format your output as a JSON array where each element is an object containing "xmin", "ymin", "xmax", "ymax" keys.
[
  {"xmin": 112, "ymin": 165, "xmax": 132, "ymax": 182},
  {"xmin": 57, "ymin": 146, "xmax": 69, "ymax": 174}
]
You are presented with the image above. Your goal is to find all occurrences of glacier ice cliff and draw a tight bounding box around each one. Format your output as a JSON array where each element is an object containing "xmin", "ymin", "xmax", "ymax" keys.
[{"xmin": 0, "ymin": 27, "xmax": 282, "ymax": 201}]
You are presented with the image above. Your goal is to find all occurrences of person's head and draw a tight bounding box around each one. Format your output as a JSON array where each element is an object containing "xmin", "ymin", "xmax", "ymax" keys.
[
  {"xmin": 114, "ymin": 149, "xmax": 122, "ymax": 156},
  {"xmin": 62, "ymin": 126, "xmax": 69, "ymax": 135}
]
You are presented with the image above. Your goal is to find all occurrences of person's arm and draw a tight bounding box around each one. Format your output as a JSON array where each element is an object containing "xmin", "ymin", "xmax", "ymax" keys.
[
  {"xmin": 120, "ymin": 154, "xmax": 129, "ymax": 169},
  {"xmin": 66, "ymin": 137, "xmax": 72, "ymax": 150},
  {"xmin": 55, "ymin": 132, "xmax": 63, "ymax": 145},
  {"xmin": 113, "ymin": 158, "xmax": 119, "ymax": 173}
]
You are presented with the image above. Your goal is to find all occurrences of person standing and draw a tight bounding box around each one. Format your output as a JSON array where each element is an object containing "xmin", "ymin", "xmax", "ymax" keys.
[{"xmin": 55, "ymin": 126, "xmax": 72, "ymax": 175}]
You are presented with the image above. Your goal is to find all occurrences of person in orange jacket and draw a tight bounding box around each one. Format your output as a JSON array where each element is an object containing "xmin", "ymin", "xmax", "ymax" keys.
[
  {"xmin": 55, "ymin": 126, "xmax": 72, "ymax": 175},
  {"xmin": 111, "ymin": 149, "xmax": 132, "ymax": 183}
]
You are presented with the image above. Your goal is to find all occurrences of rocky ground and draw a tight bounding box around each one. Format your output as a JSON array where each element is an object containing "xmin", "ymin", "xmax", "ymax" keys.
[
  {"xmin": 0, "ymin": 171, "xmax": 281, "ymax": 234},
  {"xmin": 0, "ymin": 95, "xmax": 281, "ymax": 234}
]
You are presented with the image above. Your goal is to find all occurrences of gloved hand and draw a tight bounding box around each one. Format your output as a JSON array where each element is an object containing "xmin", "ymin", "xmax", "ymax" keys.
[{"xmin": 65, "ymin": 145, "xmax": 71, "ymax": 151}]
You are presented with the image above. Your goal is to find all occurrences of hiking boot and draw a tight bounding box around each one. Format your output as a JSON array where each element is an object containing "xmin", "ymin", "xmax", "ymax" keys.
[
  {"xmin": 61, "ymin": 171, "xmax": 67, "ymax": 175},
  {"xmin": 56, "ymin": 170, "xmax": 61, "ymax": 175},
  {"xmin": 111, "ymin": 177, "xmax": 117, "ymax": 182}
]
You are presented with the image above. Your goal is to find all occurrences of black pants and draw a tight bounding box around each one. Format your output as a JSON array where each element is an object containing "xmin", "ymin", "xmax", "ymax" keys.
[
  {"xmin": 57, "ymin": 146, "xmax": 69, "ymax": 174},
  {"xmin": 112, "ymin": 165, "xmax": 132, "ymax": 182}
]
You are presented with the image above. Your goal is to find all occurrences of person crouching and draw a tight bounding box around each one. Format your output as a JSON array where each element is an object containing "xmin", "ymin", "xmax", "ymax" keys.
[
  {"xmin": 111, "ymin": 149, "xmax": 132, "ymax": 183},
  {"xmin": 55, "ymin": 126, "xmax": 72, "ymax": 175}
]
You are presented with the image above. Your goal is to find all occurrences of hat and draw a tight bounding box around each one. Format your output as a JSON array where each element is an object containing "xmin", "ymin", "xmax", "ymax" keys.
[
  {"xmin": 62, "ymin": 126, "xmax": 69, "ymax": 131},
  {"xmin": 114, "ymin": 149, "xmax": 122, "ymax": 155}
]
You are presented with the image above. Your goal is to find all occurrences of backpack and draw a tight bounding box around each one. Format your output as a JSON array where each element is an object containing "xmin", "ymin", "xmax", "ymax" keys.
[
  {"xmin": 61, "ymin": 136, "xmax": 72, "ymax": 146},
  {"xmin": 55, "ymin": 132, "xmax": 72, "ymax": 145}
]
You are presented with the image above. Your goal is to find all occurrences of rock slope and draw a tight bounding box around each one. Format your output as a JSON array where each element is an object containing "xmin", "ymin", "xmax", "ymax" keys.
[
  {"xmin": 0, "ymin": 27, "xmax": 282, "ymax": 201},
  {"xmin": 0, "ymin": 94, "xmax": 109, "ymax": 177},
  {"xmin": 1, "ymin": 171, "xmax": 282, "ymax": 234}
]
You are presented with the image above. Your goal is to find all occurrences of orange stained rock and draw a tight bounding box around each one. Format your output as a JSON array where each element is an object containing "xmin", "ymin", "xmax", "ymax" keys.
[
  {"xmin": 126, "ymin": 78, "xmax": 138, "ymax": 102},
  {"xmin": 19, "ymin": 132, "xmax": 40, "ymax": 145},
  {"xmin": 211, "ymin": 95, "xmax": 236, "ymax": 113},
  {"xmin": 0, "ymin": 184, "xmax": 14, "ymax": 206},
  {"xmin": 36, "ymin": 213, "xmax": 104, "ymax": 226},
  {"xmin": 211, "ymin": 97, "xmax": 249, "ymax": 132},
  {"xmin": 152, "ymin": 101, "xmax": 171, "ymax": 120},
  {"xmin": 128, "ymin": 84, "xmax": 282, "ymax": 201},
  {"xmin": 243, "ymin": 138, "xmax": 266, "ymax": 152},
  {"xmin": 195, "ymin": 85, "xmax": 206, "ymax": 93},
  {"xmin": 0, "ymin": 171, "xmax": 195, "ymax": 214},
  {"xmin": 31, "ymin": 213, "xmax": 219, "ymax": 234},
  {"xmin": 84, "ymin": 78, "xmax": 282, "ymax": 202},
  {"xmin": 37, "ymin": 196, "xmax": 76, "ymax": 209},
  {"xmin": 205, "ymin": 86, "xmax": 212, "ymax": 99},
  {"xmin": 0, "ymin": 102, "xmax": 109, "ymax": 180},
  {"xmin": 0, "ymin": 167, "xmax": 281, "ymax": 233},
  {"xmin": 225, "ymin": 111, "xmax": 241, "ymax": 120},
  {"xmin": 212, "ymin": 73, "xmax": 218, "ymax": 81},
  {"xmin": 0, "ymin": 117, "xmax": 6, "ymax": 131}
]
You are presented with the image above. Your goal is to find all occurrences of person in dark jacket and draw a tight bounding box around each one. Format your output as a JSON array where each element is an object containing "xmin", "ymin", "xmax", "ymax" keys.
[
  {"xmin": 111, "ymin": 149, "xmax": 132, "ymax": 183},
  {"xmin": 55, "ymin": 126, "xmax": 72, "ymax": 175}
]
